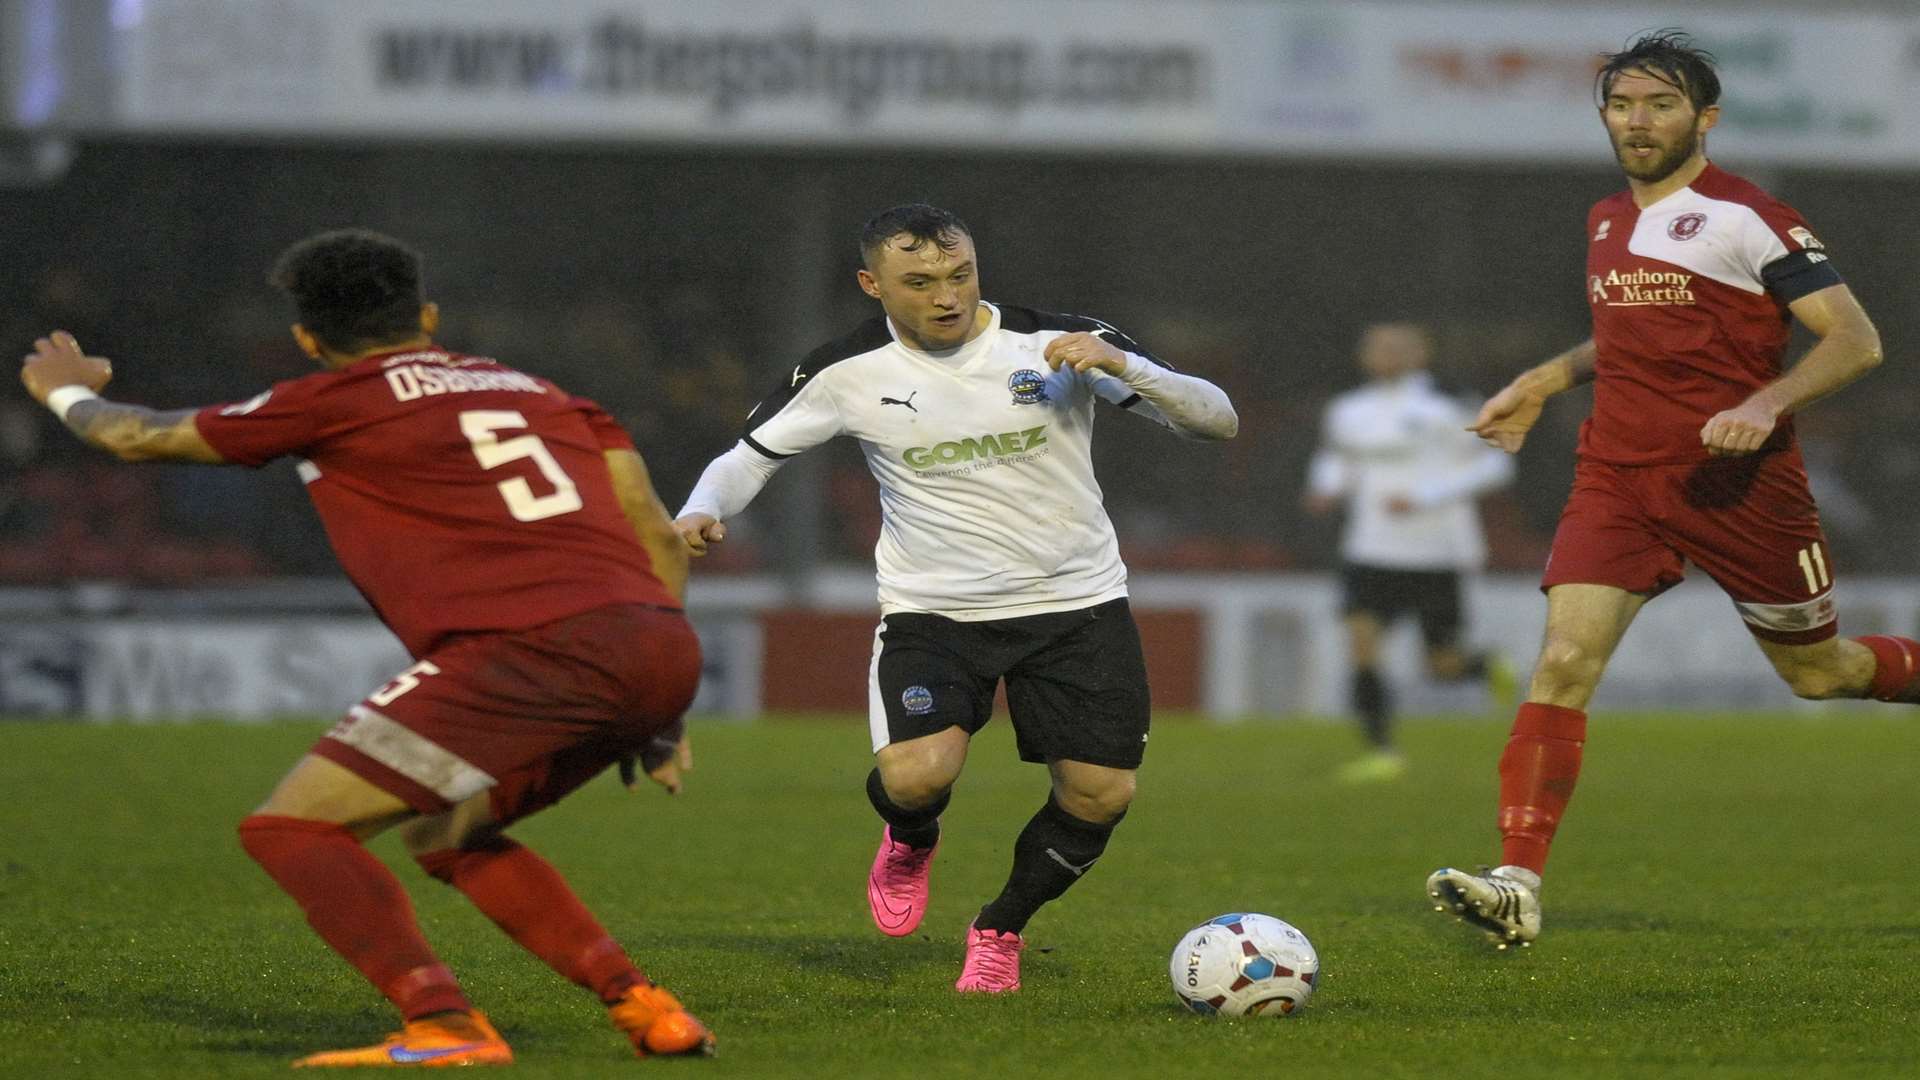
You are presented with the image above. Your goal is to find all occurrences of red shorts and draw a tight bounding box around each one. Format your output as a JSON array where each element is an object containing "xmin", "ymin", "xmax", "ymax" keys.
[
  {"xmin": 1542, "ymin": 452, "xmax": 1838, "ymax": 644},
  {"xmin": 313, "ymin": 604, "xmax": 701, "ymax": 819}
]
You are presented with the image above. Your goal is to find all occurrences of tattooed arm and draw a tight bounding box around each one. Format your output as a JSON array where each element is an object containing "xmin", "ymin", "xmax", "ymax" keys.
[{"xmin": 20, "ymin": 331, "xmax": 224, "ymax": 463}]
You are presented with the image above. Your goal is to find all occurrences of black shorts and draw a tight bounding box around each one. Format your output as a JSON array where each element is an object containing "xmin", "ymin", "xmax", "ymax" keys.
[
  {"xmin": 1339, "ymin": 562, "xmax": 1465, "ymax": 649},
  {"xmin": 868, "ymin": 597, "xmax": 1151, "ymax": 770}
]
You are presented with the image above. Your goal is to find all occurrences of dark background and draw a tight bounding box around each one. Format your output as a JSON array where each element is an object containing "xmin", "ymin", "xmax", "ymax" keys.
[{"xmin": 4, "ymin": 142, "xmax": 1915, "ymax": 582}]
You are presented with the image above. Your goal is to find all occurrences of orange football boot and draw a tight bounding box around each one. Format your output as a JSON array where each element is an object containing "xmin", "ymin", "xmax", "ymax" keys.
[
  {"xmin": 606, "ymin": 984, "xmax": 716, "ymax": 1058},
  {"xmin": 291, "ymin": 1010, "xmax": 513, "ymax": 1068}
]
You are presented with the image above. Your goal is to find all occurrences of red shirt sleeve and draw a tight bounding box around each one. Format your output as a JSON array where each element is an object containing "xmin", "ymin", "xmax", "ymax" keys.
[
  {"xmin": 193, "ymin": 374, "xmax": 330, "ymax": 467},
  {"xmin": 1744, "ymin": 198, "xmax": 1843, "ymax": 303}
]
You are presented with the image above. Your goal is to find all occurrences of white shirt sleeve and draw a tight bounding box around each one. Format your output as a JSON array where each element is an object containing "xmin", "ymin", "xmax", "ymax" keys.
[
  {"xmin": 681, "ymin": 372, "xmax": 847, "ymax": 521},
  {"xmin": 1409, "ymin": 437, "xmax": 1515, "ymax": 509},
  {"xmin": 1095, "ymin": 353, "xmax": 1238, "ymax": 440},
  {"xmin": 678, "ymin": 441, "xmax": 786, "ymax": 521},
  {"xmin": 1306, "ymin": 401, "xmax": 1348, "ymax": 497},
  {"xmin": 743, "ymin": 377, "xmax": 846, "ymax": 457}
]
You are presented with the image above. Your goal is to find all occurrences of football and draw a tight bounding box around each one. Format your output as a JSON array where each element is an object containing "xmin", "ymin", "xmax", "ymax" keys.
[{"xmin": 1168, "ymin": 913, "xmax": 1319, "ymax": 1017}]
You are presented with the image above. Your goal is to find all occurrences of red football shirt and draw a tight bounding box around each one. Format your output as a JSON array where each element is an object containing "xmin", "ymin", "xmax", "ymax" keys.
[
  {"xmin": 1581, "ymin": 164, "xmax": 1841, "ymax": 465},
  {"xmin": 195, "ymin": 347, "xmax": 676, "ymax": 656}
]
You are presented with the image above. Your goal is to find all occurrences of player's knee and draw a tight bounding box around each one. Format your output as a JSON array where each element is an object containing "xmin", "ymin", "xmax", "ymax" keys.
[
  {"xmin": 876, "ymin": 742, "xmax": 964, "ymax": 807},
  {"xmin": 1533, "ymin": 639, "xmax": 1603, "ymax": 691},
  {"xmin": 876, "ymin": 766, "xmax": 955, "ymax": 809},
  {"xmin": 1053, "ymin": 772, "xmax": 1135, "ymax": 824},
  {"xmin": 400, "ymin": 814, "xmax": 499, "ymax": 861}
]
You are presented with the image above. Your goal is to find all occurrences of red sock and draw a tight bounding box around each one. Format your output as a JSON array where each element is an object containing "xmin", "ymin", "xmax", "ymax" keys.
[
  {"xmin": 417, "ymin": 836, "xmax": 645, "ymax": 1003},
  {"xmin": 1497, "ymin": 703, "xmax": 1587, "ymax": 875},
  {"xmin": 236, "ymin": 815, "xmax": 469, "ymax": 1019},
  {"xmin": 1854, "ymin": 636, "xmax": 1920, "ymax": 702}
]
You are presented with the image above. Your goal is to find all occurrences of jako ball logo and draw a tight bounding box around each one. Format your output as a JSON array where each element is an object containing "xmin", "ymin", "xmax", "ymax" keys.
[
  {"xmin": 1668, "ymin": 212, "xmax": 1707, "ymax": 241},
  {"xmin": 1008, "ymin": 369, "xmax": 1048, "ymax": 405},
  {"xmin": 901, "ymin": 686, "xmax": 935, "ymax": 715}
]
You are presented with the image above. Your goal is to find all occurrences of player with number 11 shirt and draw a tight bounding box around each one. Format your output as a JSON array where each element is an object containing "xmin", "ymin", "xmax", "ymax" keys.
[
  {"xmin": 18, "ymin": 229, "xmax": 715, "ymax": 1065},
  {"xmin": 1425, "ymin": 32, "xmax": 1916, "ymax": 952}
]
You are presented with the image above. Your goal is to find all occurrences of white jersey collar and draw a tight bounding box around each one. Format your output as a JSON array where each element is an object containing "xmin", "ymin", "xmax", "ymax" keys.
[{"xmin": 887, "ymin": 302, "xmax": 1001, "ymax": 374}]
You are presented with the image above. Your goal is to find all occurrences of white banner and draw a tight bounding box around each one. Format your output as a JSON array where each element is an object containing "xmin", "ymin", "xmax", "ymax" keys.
[
  {"xmin": 6, "ymin": 573, "xmax": 1920, "ymax": 721},
  {"xmin": 0, "ymin": 614, "xmax": 750, "ymax": 722},
  {"xmin": 1230, "ymin": 4, "xmax": 1920, "ymax": 166},
  {"xmin": 100, "ymin": 0, "xmax": 1920, "ymax": 165}
]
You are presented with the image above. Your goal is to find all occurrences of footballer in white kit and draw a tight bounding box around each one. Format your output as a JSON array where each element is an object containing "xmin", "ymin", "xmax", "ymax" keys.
[
  {"xmin": 676, "ymin": 204, "xmax": 1237, "ymax": 994},
  {"xmin": 1304, "ymin": 323, "xmax": 1515, "ymax": 781}
]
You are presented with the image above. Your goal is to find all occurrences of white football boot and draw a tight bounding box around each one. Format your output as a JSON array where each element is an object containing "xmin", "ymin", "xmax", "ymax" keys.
[{"xmin": 1426, "ymin": 865, "xmax": 1542, "ymax": 949}]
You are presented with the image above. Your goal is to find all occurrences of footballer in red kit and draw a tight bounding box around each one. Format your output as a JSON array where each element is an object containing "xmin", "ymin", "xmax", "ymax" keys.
[
  {"xmin": 1550, "ymin": 164, "xmax": 1841, "ymax": 639},
  {"xmin": 195, "ymin": 345, "xmax": 679, "ymax": 658},
  {"xmin": 1424, "ymin": 32, "xmax": 1912, "ymax": 950},
  {"xmin": 19, "ymin": 229, "xmax": 716, "ymax": 1065}
]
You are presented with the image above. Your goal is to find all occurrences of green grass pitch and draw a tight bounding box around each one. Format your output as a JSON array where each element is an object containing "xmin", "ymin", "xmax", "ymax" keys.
[{"xmin": 2, "ymin": 713, "xmax": 1915, "ymax": 1078}]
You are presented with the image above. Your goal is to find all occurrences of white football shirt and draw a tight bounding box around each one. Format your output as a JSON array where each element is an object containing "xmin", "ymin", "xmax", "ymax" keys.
[
  {"xmin": 1307, "ymin": 372, "xmax": 1513, "ymax": 571},
  {"xmin": 688, "ymin": 302, "xmax": 1225, "ymax": 619}
]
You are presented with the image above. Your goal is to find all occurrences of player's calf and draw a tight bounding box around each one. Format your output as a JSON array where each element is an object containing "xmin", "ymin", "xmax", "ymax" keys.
[{"xmin": 1753, "ymin": 632, "xmax": 1872, "ymax": 701}]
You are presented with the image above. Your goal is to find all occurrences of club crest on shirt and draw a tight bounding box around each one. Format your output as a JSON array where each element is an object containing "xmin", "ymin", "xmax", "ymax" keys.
[
  {"xmin": 1667, "ymin": 212, "xmax": 1708, "ymax": 241},
  {"xmin": 1008, "ymin": 369, "xmax": 1048, "ymax": 405},
  {"xmin": 901, "ymin": 685, "xmax": 935, "ymax": 716}
]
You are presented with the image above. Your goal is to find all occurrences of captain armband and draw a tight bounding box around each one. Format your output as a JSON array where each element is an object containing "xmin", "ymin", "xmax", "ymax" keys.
[{"xmin": 1761, "ymin": 249, "xmax": 1843, "ymax": 303}]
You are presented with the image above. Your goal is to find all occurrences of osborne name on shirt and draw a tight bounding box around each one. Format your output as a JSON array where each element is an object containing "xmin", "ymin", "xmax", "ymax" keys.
[{"xmin": 384, "ymin": 363, "xmax": 547, "ymax": 401}]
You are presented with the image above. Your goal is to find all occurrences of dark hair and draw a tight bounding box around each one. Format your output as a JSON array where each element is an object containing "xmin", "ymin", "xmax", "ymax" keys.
[
  {"xmin": 858, "ymin": 204, "xmax": 971, "ymax": 268},
  {"xmin": 1596, "ymin": 29, "xmax": 1721, "ymax": 113},
  {"xmin": 269, "ymin": 229, "xmax": 424, "ymax": 353}
]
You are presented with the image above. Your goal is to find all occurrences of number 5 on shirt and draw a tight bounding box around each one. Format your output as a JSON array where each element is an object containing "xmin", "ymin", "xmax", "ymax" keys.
[
  {"xmin": 368, "ymin": 660, "xmax": 443, "ymax": 707},
  {"xmin": 460, "ymin": 410, "xmax": 584, "ymax": 522}
]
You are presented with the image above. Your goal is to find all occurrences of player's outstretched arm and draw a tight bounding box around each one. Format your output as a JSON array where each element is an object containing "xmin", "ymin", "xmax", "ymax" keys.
[
  {"xmin": 1699, "ymin": 284, "xmax": 1882, "ymax": 457},
  {"xmin": 20, "ymin": 332, "xmax": 224, "ymax": 463},
  {"xmin": 1302, "ymin": 410, "xmax": 1348, "ymax": 517},
  {"xmin": 1467, "ymin": 339, "xmax": 1595, "ymax": 454},
  {"xmin": 673, "ymin": 442, "xmax": 785, "ymax": 556},
  {"xmin": 604, "ymin": 447, "xmax": 690, "ymax": 604}
]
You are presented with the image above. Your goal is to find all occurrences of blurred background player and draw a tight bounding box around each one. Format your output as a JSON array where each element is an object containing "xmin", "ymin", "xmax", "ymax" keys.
[
  {"xmin": 674, "ymin": 204, "xmax": 1237, "ymax": 993},
  {"xmin": 1304, "ymin": 322, "xmax": 1516, "ymax": 781},
  {"xmin": 1426, "ymin": 31, "xmax": 1911, "ymax": 950},
  {"xmin": 17, "ymin": 230, "xmax": 716, "ymax": 1066}
]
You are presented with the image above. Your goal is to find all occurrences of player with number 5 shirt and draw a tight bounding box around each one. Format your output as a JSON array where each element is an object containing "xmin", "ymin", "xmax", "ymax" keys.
[{"xmin": 18, "ymin": 229, "xmax": 715, "ymax": 1065}]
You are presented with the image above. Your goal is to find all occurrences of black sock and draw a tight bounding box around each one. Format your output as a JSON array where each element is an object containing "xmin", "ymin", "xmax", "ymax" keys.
[
  {"xmin": 974, "ymin": 797, "xmax": 1120, "ymax": 935},
  {"xmin": 1353, "ymin": 668, "xmax": 1392, "ymax": 748},
  {"xmin": 866, "ymin": 768, "xmax": 946, "ymax": 850}
]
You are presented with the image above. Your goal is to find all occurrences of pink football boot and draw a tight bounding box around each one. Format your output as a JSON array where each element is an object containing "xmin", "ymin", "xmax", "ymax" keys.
[
  {"xmin": 866, "ymin": 826, "xmax": 938, "ymax": 936},
  {"xmin": 954, "ymin": 922, "xmax": 1024, "ymax": 993}
]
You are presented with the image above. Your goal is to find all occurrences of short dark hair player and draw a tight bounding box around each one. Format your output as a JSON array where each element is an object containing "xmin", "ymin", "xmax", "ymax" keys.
[{"xmin": 20, "ymin": 229, "xmax": 716, "ymax": 1064}]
